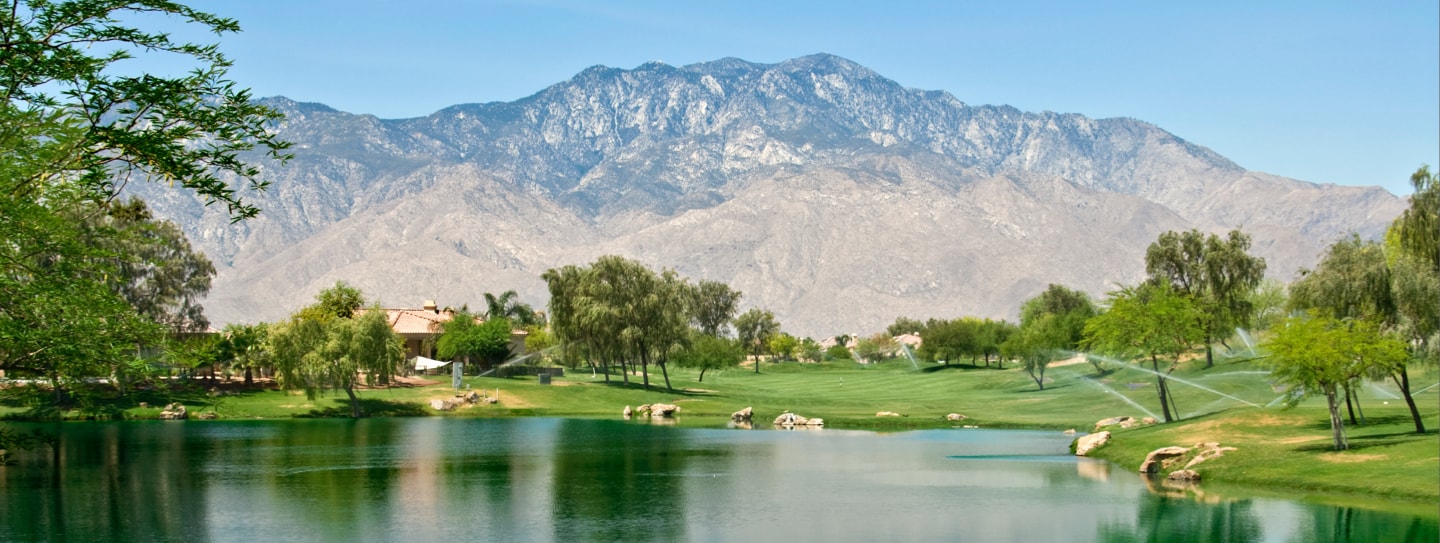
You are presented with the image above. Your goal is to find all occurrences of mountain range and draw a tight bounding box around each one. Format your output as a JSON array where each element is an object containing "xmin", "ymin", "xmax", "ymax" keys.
[{"xmin": 127, "ymin": 54, "xmax": 1405, "ymax": 338}]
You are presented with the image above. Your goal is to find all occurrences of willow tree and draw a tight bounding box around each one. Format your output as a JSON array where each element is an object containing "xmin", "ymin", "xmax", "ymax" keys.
[
  {"xmin": 543, "ymin": 256, "xmax": 696, "ymax": 391},
  {"xmin": 1083, "ymin": 282, "xmax": 1204, "ymax": 423},
  {"xmin": 1145, "ymin": 229, "xmax": 1266, "ymax": 368},
  {"xmin": 1289, "ymin": 235, "xmax": 1430, "ymax": 433},
  {"xmin": 270, "ymin": 287, "xmax": 403, "ymax": 418}
]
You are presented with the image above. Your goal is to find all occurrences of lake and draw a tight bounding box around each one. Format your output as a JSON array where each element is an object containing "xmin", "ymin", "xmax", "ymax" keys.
[{"xmin": 1, "ymin": 418, "xmax": 1433, "ymax": 542}]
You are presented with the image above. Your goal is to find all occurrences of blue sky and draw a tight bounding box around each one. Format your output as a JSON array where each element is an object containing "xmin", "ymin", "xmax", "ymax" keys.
[{"xmin": 149, "ymin": 1, "xmax": 1437, "ymax": 195}]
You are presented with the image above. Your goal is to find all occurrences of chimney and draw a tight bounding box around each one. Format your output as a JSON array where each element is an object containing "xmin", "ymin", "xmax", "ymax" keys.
[{"xmin": 423, "ymin": 300, "xmax": 438, "ymax": 314}]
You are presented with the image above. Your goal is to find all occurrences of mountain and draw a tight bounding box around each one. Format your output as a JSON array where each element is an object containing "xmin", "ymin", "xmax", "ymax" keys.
[{"xmin": 126, "ymin": 54, "xmax": 1405, "ymax": 338}]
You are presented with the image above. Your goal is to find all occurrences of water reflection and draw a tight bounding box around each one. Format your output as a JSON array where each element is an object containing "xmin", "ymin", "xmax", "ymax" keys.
[{"xmin": 0, "ymin": 420, "xmax": 1433, "ymax": 543}]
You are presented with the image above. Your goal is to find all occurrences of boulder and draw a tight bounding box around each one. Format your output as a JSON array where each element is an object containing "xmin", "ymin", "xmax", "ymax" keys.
[
  {"xmin": 430, "ymin": 399, "xmax": 458, "ymax": 411},
  {"xmin": 1094, "ymin": 416, "xmax": 1133, "ymax": 430},
  {"xmin": 623, "ymin": 405, "xmax": 633, "ymax": 418},
  {"xmin": 1062, "ymin": 429, "xmax": 1077, "ymax": 435},
  {"xmin": 731, "ymin": 407, "xmax": 753, "ymax": 423},
  {"xmin": 636, "ymin": 404, "xmax": 652, "ymax": 415},
  {"xmin": 804, "ymin": 418, "xmax": 824, "ymax": 427},
  {"xmin": 1073, "ymin": 431, "xmax": 1111, "ymax": 456},
  {"xmin": 463, "ymin": 390, "xmax": 481, "ymax": 404},
  {"xmin": 482, "ymin": 397, "xmax": 497, "ymax": 404},
  {"xmin": 159, "ymin": 403, "xmax": 188, "ymax": 420},
  {"xmin": 138, "ymin": 402, "xmax": 149, "ymax": 409},
  {"xmin": 876, "ymin": 411, "xmax": 902, "ymax": 417},
  {"xmin": 196, "ymin": 412, "xmax": 218, "ymax": 420},
  {"xmin": 1141, "ymin": 417, "xmax": 1158, "ymax": 425},
  {"xmin": 649, "ymin": 403, "xmax": 681, "ymax": 417},
  {"xmin": 1167, "ymin": 469, "xmax": 1201, "ymax": 483},
  {"xmin": 946, "ymin": 413, "xmax": 967, "ymax": 421}
]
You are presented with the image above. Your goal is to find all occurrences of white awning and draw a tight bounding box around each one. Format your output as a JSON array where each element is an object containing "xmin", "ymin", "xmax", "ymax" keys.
[{"xmin": 413, "ymin": 356, "xmax": 450, "ymax": 371}]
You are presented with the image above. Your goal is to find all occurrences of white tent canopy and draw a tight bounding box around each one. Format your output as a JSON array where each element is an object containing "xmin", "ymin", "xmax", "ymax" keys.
[{"xmin": 413, "ymin": 356, "xmax": 450, "ymax": 371}]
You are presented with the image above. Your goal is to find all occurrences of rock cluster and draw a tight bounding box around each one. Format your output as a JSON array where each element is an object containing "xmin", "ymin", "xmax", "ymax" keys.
[
  {"xmin": 431, "ymin": 390, "xmax": 489, "ymax": 411},
  {"xmin": 1093, "ymin": 415, "xmax": 1157, "ymax": 430},
  {"xmin": 773, "ymin": 412, "xmax": 824, "ymax": 428},
  {"xmin": 159, "ymin": 403, "xmax": 187, "ymax": 420},
  {"xmin": 875, "ymin": 411, "xmax": 903, "ymax": 417},
  {"xmin": 634, "ymin": 404, "xmax": 681, "ymax": 418},
  {"xmin": 1138, "ymin": 446, "xmax": 1189, "ymax": 474}
]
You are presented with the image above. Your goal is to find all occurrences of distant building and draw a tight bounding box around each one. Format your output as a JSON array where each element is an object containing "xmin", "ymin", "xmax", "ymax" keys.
[{"xmin": 361, "ymin": 300, "xmax": 527, "ymax": 362}]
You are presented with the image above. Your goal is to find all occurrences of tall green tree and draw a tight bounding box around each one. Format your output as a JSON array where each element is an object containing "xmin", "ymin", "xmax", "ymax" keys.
[
  {"xmin": 1264, "ymin": 315, "xmax": 1408, "ymax": 450},
  {"xmin": 1391, "ymin": 165, "xmax": 1438, "ymax": 275},
  {"xmin": 0, "ymin": 0, "xmax": 285, "ymax": 411},
  {"xmin": 1288, "ymin": 235, "xmax": 1431, "ymax": 432},
  {"xmin": 270, "ymin": 287, "xmax": 403, "ymax": 418},
  {"xmin": 542, "ymin": 256, "xmax": 693, "ymax": 391},
  {"xmin": 1083, "ymin": 282, "xmax": 1204, "ymax": 423},
  {"xmin": 690, "ymin": 280, "xmax": 741, "ymax": 337},
  {"xmin": 734, "ymin": 308, "xmax": 779, "ymax": 373},
  {"xmin": 1145, "ymin": 229, "xmax": 1267, "ymax": 368},
  {"xmin": 95, "ymin": 198, "xmax": 216, "ymax": 333}
]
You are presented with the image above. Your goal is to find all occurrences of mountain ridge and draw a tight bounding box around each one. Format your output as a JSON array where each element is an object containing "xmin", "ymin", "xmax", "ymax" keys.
[{"xmin": 127, "ymin": 54, "xmax": 1403, "ymax": 337}]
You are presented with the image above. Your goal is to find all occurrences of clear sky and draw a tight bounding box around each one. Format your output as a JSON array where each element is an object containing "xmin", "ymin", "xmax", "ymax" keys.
[{"xmin": 147, "ymin": 1, "xmax": 1437, "ymax": 195}]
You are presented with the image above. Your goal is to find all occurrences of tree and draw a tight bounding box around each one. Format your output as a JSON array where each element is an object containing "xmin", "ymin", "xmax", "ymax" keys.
[
  {"xmin": 1003, "ymin": 314, "xmax": 1066, "ymax": 390},
  {"xmin": 797, "ymin": 338, "xmax": 823, "ymax": 363},
  {"xmin": 1083, "ymin": 282, "xmax": 1204, "ymax": 423},
  {"xmin": 1017, "ymin": 285, "xmax": 1095, "ymax": 372},
  {"xmin": 1291, "ymin": 232, "xmax": 1437, "ymax": 433},
  {"xmin": 270, "ymin": 287, "xmax": 403, "ymax": 418},
  {"xmin": 854, "ymin": 333, "xmax": 897, "ymax": 363},
  {"xmin": 1145, "ymin": 229, "xmax": 1267, "ymax": 368},
  {"xmin": 542, "ymin": 256, "xmax": 693, "ymax": 391},
  {"xmin": 1, "ymin": 0, "xmax": 292, "ymax": 220},
  {"xmin": 217, "ymin": 322, "xmax": 270, "ymax": 386},
  {"xmin": 311, "ymin": 281, "xmax": 366, "ymax": 320},
  {"xmin": 1391, "ymin": 165, "xmax": 1438, "ymax": 275},
  {"xmin": 95, "ymin": 198, "xmax": 216, "ymax": 334},
  {"xmin": 918, "ymin": 318, "xmax": 976, "ymax": 365},
  {"xmin": 436, "ymin": 310, "xmax": 513, "ymax": 372},
  {"xmin": 886, "ymin": 317, "xmax": 926, "ymax": 337},
  {"xmin": 672, "ymin": 332, "xmax": 743, "ymax": 382},
  {"xmin": 734, "ymin": 308, "xmax": 779, "ymax": 373},
  {"xmin": 1264, "ymin": 315, "xmax": 1408, "ymax": 450},
  {"xmin": 690, "ymin": 280, "xmax": 742, "ymax": 337},
  {"xmin": 484, "ymin": 290, "xmax": 540, "ymax": 327},
  {"xmin": 767, "ymin": 333, "xmax": 799, "ymax": 362}
]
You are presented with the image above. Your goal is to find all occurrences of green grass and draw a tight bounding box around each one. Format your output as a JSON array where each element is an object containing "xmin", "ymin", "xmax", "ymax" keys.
[{"xmin": 4, "ymin": 353, "xmax": 1437, "ymax": 503}]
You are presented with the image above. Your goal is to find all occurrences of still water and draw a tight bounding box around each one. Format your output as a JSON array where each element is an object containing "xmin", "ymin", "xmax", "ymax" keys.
[{"xmin": 1, "ymin": 418, "xmax": 1433, "ymax": 542}]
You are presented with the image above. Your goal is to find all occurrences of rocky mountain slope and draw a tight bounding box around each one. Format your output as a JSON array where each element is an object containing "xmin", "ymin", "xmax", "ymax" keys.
[{"xmin": 128, "ymin": 54, "xmax": 1405, "ymax": 337}]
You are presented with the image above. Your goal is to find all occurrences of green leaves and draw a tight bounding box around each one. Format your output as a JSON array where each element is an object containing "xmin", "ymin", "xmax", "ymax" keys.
[{"xmin": 1, "ymin": 0, "xmax": 292, "ymax": 220}]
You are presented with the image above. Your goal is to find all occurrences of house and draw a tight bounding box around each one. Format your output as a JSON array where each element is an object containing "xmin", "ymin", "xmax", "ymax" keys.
[{"xmin": 365, "ymin": 300, "xmax": 528, "ymax": 362}]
